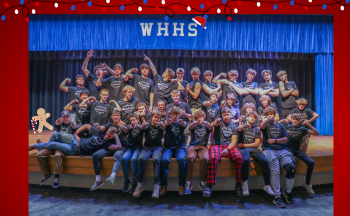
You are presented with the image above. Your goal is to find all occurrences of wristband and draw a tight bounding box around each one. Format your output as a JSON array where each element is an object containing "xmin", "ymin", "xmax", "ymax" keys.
[
  {"xmin": 226, "ymin": 147, "xmax": 230, "ymax": 151},
  {"xmin": 275, "ymin": 138, "xmax": 277, "ymax": 143}
]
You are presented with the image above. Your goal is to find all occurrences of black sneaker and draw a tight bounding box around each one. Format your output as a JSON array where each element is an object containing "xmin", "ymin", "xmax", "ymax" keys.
[
  {"xmin": 52, "ymin": 178, "xmax": 59, "ymax": 188},
  {"xmin": 90, "ymin": 181, "xmax": 104, "ymax": 191},
  {"xmin": 273, "ymin": 197, "xmax": 286, "ymax": 208},
  {"xmin": 203, "ymin": 184, "xmax": 212, "ymax": 197},
  {"xmin": 282, "ymin": 190, "xmax": 294, "ymax": 204},
  {"xmin": 40, "ymin": 173, "xmax": 52, "ymax": 185},
  {"xmin": 235, "ymin": 185, "xmax": 243, "ymax": 197},
  {"xmin": 122, "ymin": 179, "xmax": 131, "ymax": 193},
  {"xmin": 129, "ymin": 181, "xmax": 137, "ymax": 195}
]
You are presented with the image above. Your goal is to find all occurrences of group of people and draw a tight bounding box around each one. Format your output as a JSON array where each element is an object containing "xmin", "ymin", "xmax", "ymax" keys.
[{"xmin": 29, "ymin": 50, "xmax": 320, "ymax": 208}]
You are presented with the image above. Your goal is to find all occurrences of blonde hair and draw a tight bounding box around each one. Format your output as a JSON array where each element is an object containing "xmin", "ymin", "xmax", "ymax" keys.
[
  {"xmin": 203, "ymin": 70, "xmax": 213, "ymax": 76},
  {"xmin": 100, "ymin": 88, "xmax": 109, "ymax": 94},
  {"xmin": 122, "ymin": 85, "xmax": 135, "ymax": 94},
  {"xmin": 277, "ymin": 70, "xmax": 287, "ymax": 77},
  {"xmin": 165, "ymin": 68, "xmax": 176, "ymax": 79},
  {"xmin": 171, "ymin": 90, "xmax": 181, "ymax": 96},
  {"xmin": 296, "ymin": 98, "xmax": 308, "ymax": 105},
  {"xmin": 246, "ymin": 68, "xmax": 257, "ymax": 76},
  {"xmin": 259, "ymin": 95, "xmax": 271, "ymax": 103}
]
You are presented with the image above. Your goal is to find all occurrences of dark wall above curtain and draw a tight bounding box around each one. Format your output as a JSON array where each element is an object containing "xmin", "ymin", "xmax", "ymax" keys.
[
  {"xmin": 29, "ymin": 54, "xmax": 315, "ymax": 129},
  {"xmin": 29, "ymin": 14, "xmax": 333, "ymax": 53}
]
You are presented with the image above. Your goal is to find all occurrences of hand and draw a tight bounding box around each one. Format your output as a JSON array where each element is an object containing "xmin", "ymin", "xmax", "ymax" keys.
[
  {"xmin": 268, "ymin": 117, "xmax": 275, "ymax": 123},
  {"xmin": 214, "ymin": 118, "xmax": 222, "ymax": 125},
  {"xmin": 67, "ymin": 78, "xmax": 71, "ymax": 83},
  {"xmin": 166, "ymin": 118, "xmax": 172, "ymax": 125},
  {"xmin": 239, "ymin": 115, "xmax": 245, "ymax": 121},
  {"xmin": 186, "ymin": 84, "xmax": 191, "ymax": 92},
  {"xmin": 220, "ymin": 101, "xmax": 226, "ymax": 109},
  {"xmin": 119, "ymin": 121, "xmax": 126, "ymax": 126},
  {"xmin": 74, "ymin": 133, "xmax": 80, "ymax": 142},
  {"xmin": 99, "ymin": 63, "xmax": 109, "ymax": 70},
  {"xmin": 183, "ymin": 97, "xmax": 188, "ymax": 103},
  {"xmin": 258, "ymin": 115, "xmax": 263, "ymax": 122},
  {"xmin": 280, "ymin": 119, "xmax": 289, "ymax": 124},
  {"xmin": 93, "ymin": 123, "xmax": 100, "ymax": 129},
  {"xmin": 87, "ymin": 49, "xmax": 94, "ymax": 58},
  {"xmin": 134, "ymin": 124, "xmax": 141, "ymax": 129},
  {"xmin": 126, "ymin": 124, "xmax": 133, "ymax": 130},
  {"xmin": 302, "ymin": 120, "xmax": 310, "ymax": 126},
  {"xmin": 57, "ymin": 118, "xmax": 63, "ymax": 124},
  {"xmin": 221, "ymin": 149, "xmax": 228, "ymax": 157},
  {"xmin": 73, "ymin": 99, "xmax": 80, "ymax": 104},
  {"xmin": 89, "ymin": 96, "xmax": 97, "ymax": 102},
  {"xmin": 238, "ymin": 143, "xmax": 245, "ymax": 148},
  {"xmin": 203, "ymin": 120, "xmax": 209, "ymax": 126},
  {"xmin": 267, "ymin": 139, "xmax": 276, "ymax": 144},
  {"xmin": 220, "ymin": 73, "xmax": 227, "ymax": 78},
  {"xmin": 149, "ymin": 107, "xmax": 154, "ymax": 113},
  {"xmin": 170, "ymin": 79, "xmax": 177, "ymax": 83},
  {"xmin": 144, "ymin": 54, "xmax": 151, "ymax": 62},
  {"xmin": 131, "ymin": 68, "xmax": 138, "ymax": 73},
  {"xmin": 155, "ymin": 122, "xmax": 160, "ymax": 127},
  {"xmin": 142, "ymin": 122, "xmax": 149, "ymax": 129},
  {"xmin": 179, "ymin": 119, "xmax": 185, "ymax": 125},
  {"xmin": 46, "ymin": 113, "xmax": 51, "ymax": 118},
  {"xmin": 101, "ymin": 71, "xmax": 108, "ymax": 76},
  {"xmin": 109, "ymin": 100, "xmax": 117, "ymax": 105},
  {"xmin": 181, "ymin": 109, "xmax": 186, "ymax": 116},
  {"xmin": 243, "ymin": 124, "xmax": 249, "ymax": 128},
  {"xmin": 192, "ymin": 120, "xmax": 199, "ymax": 126}
]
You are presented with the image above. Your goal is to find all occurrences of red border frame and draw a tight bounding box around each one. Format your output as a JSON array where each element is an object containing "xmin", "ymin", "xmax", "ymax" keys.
[{"xmin": 0, "ymin": 0, "xmax": 344, "ymax": 215}]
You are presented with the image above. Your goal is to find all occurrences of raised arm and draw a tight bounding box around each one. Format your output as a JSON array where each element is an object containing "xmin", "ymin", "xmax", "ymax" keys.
[
  {"xmin": 99, "ymin": 63, "xmax": 116, "ymax": 76},
  {"xmin": 64, "ymin": 99, "xmax": 79, "ymax": 111},
  {"xmin": 213, "ymin": 118, "xmax": 222, "ymax": 127},
  {"xmin": 80, "ymin": 96, "xmax": 96, "ymax": 108},
  {"xmin": 144, "ymin": 54, "xmax": 157, "ymax": 76},
  {"xmin": 59, "ymin": 78, "xmax": 71, "ymax": 93},
  {"xmin": 260, "ymin": 117, "xmax": 274, "ymax": 129},
  {"xmin": 82, "ymin": 49, "xmax": 94, "ymax": 77},
  {"xmin": 125, "ymin": 68, "xmax": 138, "ymax": 79},
  {"xmin": 212, "ymin": 73, "xmax": 227, "ymax": 84},
  {"xmin": 303, "ymin": 122, "xmax": 320, "ymax": 136},
  {"xmin": 74, "ymin": 124, "xmax": 91, "ymax": 136},
  {"xmin": 186, "ymin": 82, "xmax": 201, "ymax": 100},
  {"xmin": 109, "ymin": 100, "xmax": 121, "ymax": 111}
]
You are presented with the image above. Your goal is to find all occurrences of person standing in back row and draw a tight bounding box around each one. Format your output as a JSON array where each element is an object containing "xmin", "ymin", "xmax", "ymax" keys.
[{"xmin": 277, "ymin": 70, "xmax": 299, "ymax": 119}]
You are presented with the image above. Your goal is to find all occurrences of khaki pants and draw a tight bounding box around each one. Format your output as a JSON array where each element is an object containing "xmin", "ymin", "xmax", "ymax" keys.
[
  {"xmin": 186, "ymin": 145, "xmax": 209, "ymax": 182},
  {"xmin": 36, "ymin": 149, "xmax": 66, "ymax": 176}
]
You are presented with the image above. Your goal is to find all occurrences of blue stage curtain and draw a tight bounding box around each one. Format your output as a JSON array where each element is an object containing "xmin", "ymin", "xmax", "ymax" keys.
[
  {"xmin": 29, "ymin": 55, "xmax": 315, "ymax": 130},
  {"xmin": 315, "ymin": 54, "xmax": 333, "ymax": 135},
  {"xmin": 29, "ymin": 14, "xmax": 333, "ymax": 53}
]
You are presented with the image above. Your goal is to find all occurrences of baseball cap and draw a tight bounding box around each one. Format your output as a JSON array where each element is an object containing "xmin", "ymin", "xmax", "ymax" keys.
[
  {"xmin": 61, "ymin": 110, "xmax": 71, "ymax": 117},
  {"xmin": 176, "ymin": 68, "xmax": 185, "ymax": 73}
]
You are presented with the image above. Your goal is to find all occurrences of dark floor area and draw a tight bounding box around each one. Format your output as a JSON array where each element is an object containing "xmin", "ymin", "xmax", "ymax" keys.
[{"xmin": 29, "ymin": 184, "xmax": 333, "ymax": 215}]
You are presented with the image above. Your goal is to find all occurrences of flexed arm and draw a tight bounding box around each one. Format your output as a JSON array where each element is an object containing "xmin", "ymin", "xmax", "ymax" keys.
[
  {"xmin": 144, "ymin": 54, "xmax": 157, "ymax": 76},
  {"xmin": 60, "ymin": 78, "xmax": 71, "ymax": 93},
  {"xmin": 99, "ymin": 63, "xmax": 116, "ymax": 77},
  {"xmin": 125, "ymin": 68, "xmax": 138, "ymax": 79},
  {"xmin": 82, "ymin": 49, "xmax": 94, "ymax": 77},
  {"xmin": 212, "ymin": 73, "xmax": 227, "ymax": 84},
  {"xmin": 186, "ymin": 82, "xmax": 201, "ymax": 100},
  {"xmin": 64, "ymin": 99, "xmax": 79, "ymax": 111},
  {"xmin": 109, "ymin": 100, "xmax": 121, "ymax": 111},
  {"xmin": 80, "ymin": 96, "xmax": 97, "ymax": 108}
]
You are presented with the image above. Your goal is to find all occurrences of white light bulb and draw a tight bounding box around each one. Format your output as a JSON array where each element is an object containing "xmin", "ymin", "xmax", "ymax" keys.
[
  {"xmin": 341, "ymin": 5, "xmax": 344, "ymax": 11},
  {"xmin": 54, "ymin": 3, "xmax": 58, "ymax": 8},
  {"xmin": 234, "ymin": 8, "xmax": 238, "ymax": 13},
  {"xmin": 138, "ymin": 6, "xmax": 142, "ymax": 11},
  {"xmin": 32, "ymin": 9, "xmax": 36, "ymax": 14},
  {"xmin": 106, "ymin": 0, "xmax": 110, "ymax": 3},
  {"xmin": 15, "ymin": 9, "xmax": 18, "ymax": 14},
  {"xmin": 257, "ymin": 2, "xmax": 260, "ymax": 7},
  {"xmin": 217, "ymin": 8, "xmax": 221, "ymax": 13},
  {"xmin": 308, "ymin": 0, "xmax": 312, "ymax": 2},
  {"xmin": 187, "ymin": 6, "xmax": 191, "ymax": 11},
  {"xmin": 161, "ymin": 0, "xmax": 165, "ymax": 5}
]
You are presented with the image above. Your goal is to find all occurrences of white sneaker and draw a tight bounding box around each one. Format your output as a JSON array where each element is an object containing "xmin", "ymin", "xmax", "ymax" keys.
[
  {"xmin": 242, "ymin": 180, "xmax": 249, "ymax": 196},
  {"xmin": 263, "ymin": 185, "xmax": 275, "ymax": 195},
  {"xmin": 301, "ymin": 182, "xmax": 315, "ymax": 195},
  {"xmin": 152, "ymin": 184, "xmax": 160, "ymax": 198},
  {"xmin": 133, "ymin": 184, "xmax": 144, "ymax": 197}
]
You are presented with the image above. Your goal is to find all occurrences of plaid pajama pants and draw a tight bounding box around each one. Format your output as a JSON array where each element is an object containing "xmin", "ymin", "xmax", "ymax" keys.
[{"xmin": 207, "ymin": 145, "xmax": 243, "ymax": 185}]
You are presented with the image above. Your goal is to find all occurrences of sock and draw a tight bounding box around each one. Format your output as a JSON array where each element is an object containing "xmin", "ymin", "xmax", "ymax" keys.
[
  {"xmin": 186, "ymin": 181, "xmax": 191, "ymax": 185},
  {"xmin": 124, "ymin": 176, "xmax": 129, "ymax": 182},
  {"xmin": 96, "ymin": 175, "xmax": 101, "ymax": 182},
  {"xmin": 200, "ymin": 181, "xmax": 206, "ymax": 187},
  {"xmin": 111, "ymin": 172, "xmax": 117, "ymax": 178},
  {"xmin": 55, "ymin": 174, "xmax": 59, "ymax": 178}
]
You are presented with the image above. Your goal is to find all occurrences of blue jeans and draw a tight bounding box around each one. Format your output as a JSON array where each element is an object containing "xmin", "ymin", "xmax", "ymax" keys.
[
  {"xmin": 136, "ymin": 147, "xmax": 163, "ymax": 185},
  {"xmin": 92, "ymin": 148, "xmax": 114, "ymax": 175},
  {"xmin": 161, "ymin": 148, "xmax": 187, "ymax": 186},
  {"xmin": 34, "ymin": 132, "xmax": 78, "ymax": 155},
  {"xmin": 112, "ymin": 148, "xmax": 127, "ymax": 174},
  {"xmin": 122, "ymin": 148, "xmax": 141, "ymax": 179}
]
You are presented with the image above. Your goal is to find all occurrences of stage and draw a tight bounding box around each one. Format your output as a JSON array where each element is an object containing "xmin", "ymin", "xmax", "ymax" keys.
[{"xmin": 29, "ymin": 130, "xmax": 333, "ymax": 191}]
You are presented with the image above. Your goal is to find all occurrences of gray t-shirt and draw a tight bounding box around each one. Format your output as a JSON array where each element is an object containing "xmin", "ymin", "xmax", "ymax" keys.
[
  {"xmin": 153, "ymin": 73, "xmax": 178, "ymax": 105},
  {"xmin": 131, "ymin": 74, "xmax": 154, "ymax": 106}
]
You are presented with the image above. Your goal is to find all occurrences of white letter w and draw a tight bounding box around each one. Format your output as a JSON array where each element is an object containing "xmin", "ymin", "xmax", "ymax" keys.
[{"xmin": 140, "ymin": 23, "xmax": 153, "ymax": 36}]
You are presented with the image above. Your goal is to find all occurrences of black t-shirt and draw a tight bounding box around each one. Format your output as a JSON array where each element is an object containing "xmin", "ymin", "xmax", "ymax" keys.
[
  {"xmin": 55, "ymin": 123, "xmax": 76, "ymax": 134},
  {"xmin": 142, "ymin": 123, "xmax": 164, "ymax": 148},
  {"xmin": 131, "ymin": 74, "xmax": 154, "ymax": 106},
  {"xmin": 79, "ymin": 130, "xmax": 115, "ymax": 156},
  {"xmin": 259, "ymin": 81, "xmax": 279, "ymax": 107},
  {"xmin": 238, "ymin": 126, "xmax": 261, "ymax": 146},
  {"xmin": 281, "ymin": 81, "xmax": 298, "ymax": 109},
  {"xmin": 213, "ymin": 121, "xmax": 237, "ymax": 146},
  {"xmin": 153, "ymin": 74, "xmax": 178, "ymax": 105},
  {"xmin": 202, "ymin": 82, "xmax": 217, "ymax": 102},
  {"xmin": 165, "ymin": 122, "xmax": 187, "ymax": 148},
  {"xmin": 87, "ymin": 73, "xmax": 102, "ymax": 101},
  {"xmin": 117, "ymin": 97, "xmax": 139, "ymax": 125},
  {"xmin": 241, "ymin": 115, "xmax": 261, "ymax": 127},
  {"xmin": 87, "ymin": 101, "xmax": 115, "ymax": 125},
  {"xmin": 221, "ymin": 81, "xmax": 242, "ymax": 107},
  {"xmin": 261, "ymin": 122, "xmax": 288, "ymax": 150},
  {"xmin": 241, "ymin": 81, "xmax": 258, "ymax": 106},
  {"xmin": 257, "ymin": 104, "xmax": 278, "ymax": 116},
  {"xmin": 127, "ymin": 126, "xmax": 144, "ymax": 149},
  {"xmin": 283, "ymin": 124, "xmax": 309, "ymax": 150},
  {"xmin": 189, "ymin": 124, "xmax": 212, "ymax": 146},
  {"xmin": 166, "ymin": 102, "xmax": 192, "ymax": 122},
  {"xmin": 68, "ymin": 86, "xmax": 90, "ymax": 102},
  {"xmin": 72, "ymin": 104, "xmax": 91, "ymax": 124},
  {"xmin": 103, "ymin": 122, "xmax": 127, "ymax": 147},
  {"xmin": 289, "ymin": 108, "xmax": 314, "ymax": 122},
  {"xmin": 101, "ymin": 76, "xmax": 129, "ymax": 102},
  {"xmin": 187, "ymin": 80, "xmax": 203, "ymax": 109},
  {"xmin": 224, "ymin": 104, "xmax": 240, "ymax": 122},
  {"xmin": 203, "ymin": 103, "xmax": 221, "ymax": 123}
]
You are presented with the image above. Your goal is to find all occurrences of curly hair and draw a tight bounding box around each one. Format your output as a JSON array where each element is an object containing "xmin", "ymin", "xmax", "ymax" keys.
[
  {"xmin": 122, "ymin": 85, "xmax": 135, "ymax": 94},
  {"xmin": 246, "ymin": 111, "xmax": 258, "ymax": 118},
  {"xmin": 259, "ymin": 95, "xmax": 271, "ymax": 103},
  {"xmin": 244, "ymin": 102, "xmax": 256, "ymax": 111},
  {"xmin": 296, "ymin": 98, "xmax": 308, "ymax": 105},
  {"xmin": 246, "ymin": 68, "xmax": 257, "ymax": 76},
  {"xmin": 193, "ymin": 110, "xmax": 206, "ymax": 120},
  {"xmin": 263, "ymin": 106, "xmax": 277, "ymax": 116},
  {"xmin": 168, "ymin": 106, "xmax": 182, "ymax": 115}
]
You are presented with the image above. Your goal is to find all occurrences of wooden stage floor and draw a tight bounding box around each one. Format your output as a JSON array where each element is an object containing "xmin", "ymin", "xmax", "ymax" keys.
[{"xmin": 28, "ymin": 130, "xmax": 334, "ymax": 157}]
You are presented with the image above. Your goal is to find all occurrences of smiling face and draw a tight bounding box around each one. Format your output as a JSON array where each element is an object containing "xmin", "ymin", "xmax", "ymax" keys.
[
  {"xmin": 76, "ymin": 77, "xmax": 85, "ymax": 85},
  {"xmin": 137, "ymin": 105, "xmax": 146, "ymax": 113},
  {"xmin": 124, "ymin": 90, "xmax": 134, "ymax": 100},
  {"xmin": 171, "ymin": 93, "xmax": 181, "ymax": 103},
  {"xmin": 61, "ymin": 115, "xmax": 71, "ymax": 124},
  {"xmin": 210, "ymin": 94, "xmax": 219, "ymax": 104},
  {"xmin": 261, "ymin": 99, "xmax": 270, "ymax": 108},
  {"xmin": 111, "ymin": 113, "xmax": 121, "ymax": 124},
  {"xmin": 95, "ymin": 68, "xmax": 103, "ymax": 77},
  {"xmin": 246, "ymin": 72, "xmax": 255, "ymax": 81},
  {"xmin": 157, "ymin": 101, "xmax": 165, "ymax": 112},
  {"xmin": 104, "ymin": 129, "xmax": 115, "ymax": 140},
  {"xmin": 265, "ymin": 112, "xmax": 275, "ymax": 119},
  {"xmin": 141, "ymin": 67, "xmax": 150, "ymax": 77},
  {"xmin": 37, "ymin": 108, "xmax": 45, "ymax": 115},
  {"xmin": 228, "ymin": 73, "xmax": 237, "ymax": 82},
  {"xmin": 278, "ymin": 73, "xmax": 287, "ymax": 82},
  {"xmin": 80, "ymin": 93, "xmax": 89, "ymax": 101},
  {"xmin": 100, "ymin": 91, "xmax": 109, "ymax": 102},
  {"xmin": 245, "ymin": 107, "xmax": 254, "ymax": 114},
  {"xmin": 151, "ymin": 114, "xmax": 161, "ymax": 125},
  {"xmin": 246, "ymin": 114, "xmax": 256, "ymax": 125},
  {"xmin": 130, "ymin": 116, "xmax": 138, "ymax": 126}
]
